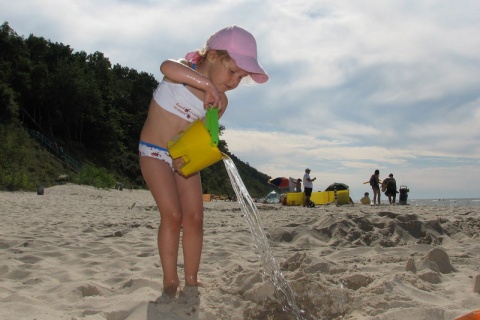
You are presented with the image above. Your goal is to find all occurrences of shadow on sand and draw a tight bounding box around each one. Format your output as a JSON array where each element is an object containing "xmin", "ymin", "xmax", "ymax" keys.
[{"xmin": 146, "ymin": 287, "xmax": 201, "ymax": 320}]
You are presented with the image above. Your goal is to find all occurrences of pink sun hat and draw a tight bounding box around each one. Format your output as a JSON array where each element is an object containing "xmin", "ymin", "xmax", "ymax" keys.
[{"xmin": 207, "ymin": 25, "xmax": 268, "ymax": 84}]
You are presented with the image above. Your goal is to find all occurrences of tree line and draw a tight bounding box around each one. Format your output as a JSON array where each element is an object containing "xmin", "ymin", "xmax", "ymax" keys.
[{"xmin": 0, "ymin": 22, "xmax": 273, "ymax": 197}]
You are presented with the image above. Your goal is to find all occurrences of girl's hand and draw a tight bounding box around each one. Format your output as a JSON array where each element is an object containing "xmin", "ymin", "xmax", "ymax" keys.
[
  {"xmin": 160, "ymin": 59, "xmax": 227, "ymax": 114},
  {"xmin": 203, "ymin": 84, "xmax": 221, "ymax": 111},
  {"xmin": 172, "ymin": 158, "xmax": 186, "ymax": 176}
]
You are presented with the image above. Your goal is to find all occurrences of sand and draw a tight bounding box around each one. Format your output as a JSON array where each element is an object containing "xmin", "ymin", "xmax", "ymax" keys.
[{"xmin": 0, "ymin": 184, "xmax": 479, "ymax": 320}]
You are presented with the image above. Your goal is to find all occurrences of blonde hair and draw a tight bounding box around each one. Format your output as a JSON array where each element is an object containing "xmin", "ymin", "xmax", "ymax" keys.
[{"xmin": 196, "ymin": 48, "xmax": 231, "ymax": 64}]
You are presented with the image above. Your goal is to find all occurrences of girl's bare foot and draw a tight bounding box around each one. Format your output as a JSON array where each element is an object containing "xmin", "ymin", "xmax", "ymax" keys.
[
  {"xmin": 185, "ymin": 279, "xmax": 204, "ymax": 287},
  {"xmin": 163, "ymin": 285, "xmax": 178, "ymax": 297},
  {"xmin": 163, "ymin": 282, "xmax": 180, "ymax": 297}
]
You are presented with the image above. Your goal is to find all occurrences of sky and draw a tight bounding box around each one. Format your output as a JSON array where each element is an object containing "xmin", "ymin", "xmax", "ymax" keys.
[{"xmin": 2, "ymin": 0, "xmax": 479, "ymax": 200}]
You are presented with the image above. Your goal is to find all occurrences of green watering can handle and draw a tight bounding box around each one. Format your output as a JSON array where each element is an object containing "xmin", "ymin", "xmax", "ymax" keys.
[{"xmin": 206, "ymin": 107, "xmax": 219, "ymax": 146}]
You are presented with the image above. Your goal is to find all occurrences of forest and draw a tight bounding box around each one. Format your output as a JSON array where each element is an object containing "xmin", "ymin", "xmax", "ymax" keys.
[{"xmin": 0, "ymin": 22, "xmax": 273, "ymax": 198}]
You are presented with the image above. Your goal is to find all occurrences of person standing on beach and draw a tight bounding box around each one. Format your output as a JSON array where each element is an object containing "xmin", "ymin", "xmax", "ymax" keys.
[
  {"xmin": 303, "ymin": 168, "xmax": 316, "ymax": 207},
  {"xmin": 369, "ymin": 169, "xmax": 381, "ymax": 205},
  {"xmin": 383, "ymin": 173, "xmax": 398, "ymax": 204},
  {"xmin": 139, "ymin": 26, "xmax": 268, "ymax": 296},
  {"xmin": 289, "ymin": 177, "xmax": 302, "ymax": 192},
  {"xmin": 295, "ymin": 178, "xmax": 302, "ymax": 192}
]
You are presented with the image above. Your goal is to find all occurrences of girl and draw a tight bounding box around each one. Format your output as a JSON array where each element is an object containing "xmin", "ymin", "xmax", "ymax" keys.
[{"xmin": 139, "ymin": 25, "xmax": 268, "ymax": 296}]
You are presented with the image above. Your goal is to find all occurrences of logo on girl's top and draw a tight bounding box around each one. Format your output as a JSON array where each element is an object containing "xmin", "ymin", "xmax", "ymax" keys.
[{"xmin": 174, "ymin": 103, "xmax": 200, "ymax": 120}]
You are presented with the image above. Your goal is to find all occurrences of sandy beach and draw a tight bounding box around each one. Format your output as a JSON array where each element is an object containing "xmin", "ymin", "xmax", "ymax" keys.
[{"xmin": 0, "ymin": 184, "xmax": 479, "ymax": 320}]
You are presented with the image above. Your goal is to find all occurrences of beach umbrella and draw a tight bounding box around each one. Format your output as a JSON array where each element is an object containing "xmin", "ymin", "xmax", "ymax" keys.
[
  {"xmin": 268, "ymin": 177, "xmax": 290, "ymax": 189},
  {"xmin": 325, "ymin": 182, "xmax": 349, "ymax": 191}
]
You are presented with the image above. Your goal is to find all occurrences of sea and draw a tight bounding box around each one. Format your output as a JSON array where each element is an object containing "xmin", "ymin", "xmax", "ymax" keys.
[{"xmin": 405, "ymin": 198, "xmax": 480, "ymax": 208}]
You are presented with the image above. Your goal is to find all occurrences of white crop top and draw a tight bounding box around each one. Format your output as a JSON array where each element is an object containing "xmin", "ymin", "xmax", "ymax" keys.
[{"xmin": 153, "ymin": 80, "xmax": 205, "ymax": 122}]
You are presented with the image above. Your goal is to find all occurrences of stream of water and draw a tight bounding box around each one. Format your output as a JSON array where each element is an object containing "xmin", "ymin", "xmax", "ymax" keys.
[{"xmin": 222, "ymin": 154, "xmax": 308, "ymax": 320}]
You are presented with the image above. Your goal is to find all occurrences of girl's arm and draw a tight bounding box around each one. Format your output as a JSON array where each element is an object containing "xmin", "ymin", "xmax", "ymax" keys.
[{"xmin": 160, "ymin": 59, "xmax": 221, "ymax": 109}]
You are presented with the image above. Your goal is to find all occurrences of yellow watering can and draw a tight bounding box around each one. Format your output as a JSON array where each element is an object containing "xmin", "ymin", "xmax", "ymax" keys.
[{"xmin": 167, "ymin": 108, "xmax": 222, "ymax": 176}]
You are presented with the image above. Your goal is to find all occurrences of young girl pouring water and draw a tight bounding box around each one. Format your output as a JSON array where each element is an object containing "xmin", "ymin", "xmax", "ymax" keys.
[{"xmin": 139, "ymin": 26, "xmax": 268, "ymax": 296}]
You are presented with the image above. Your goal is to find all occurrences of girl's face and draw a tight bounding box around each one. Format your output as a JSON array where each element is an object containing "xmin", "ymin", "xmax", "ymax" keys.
[{"xmin": 208, "ymin": 55, "xmax": 249, "ymax": 92}]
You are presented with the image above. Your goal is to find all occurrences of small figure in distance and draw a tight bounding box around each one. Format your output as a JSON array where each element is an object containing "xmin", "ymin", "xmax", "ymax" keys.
[
  {"xmin": 369, "ymin": 169, "xmax": 381, "ymax": 205},
  {"xmin": 360, "ymin": 192, "xmax": 371, "ymax": 205},
  {"xmin": 289, "ymin": 177, "xmax": 302, "ymax": 192},
  {"xmin": 303, "ymin": 168, "xmax": 316, "ymax": 207},
  {"xmin": 295, "ymin": 178, "xmax": 302, "ymax": 192},
  {"xmin": 383, "ymin": 173, "xmax": 398, "ymax": 204}
]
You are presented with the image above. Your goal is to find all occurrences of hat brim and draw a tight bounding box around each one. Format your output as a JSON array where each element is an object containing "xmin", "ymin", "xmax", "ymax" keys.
[{"xmin": 228, "ymin": 52, "xmax": 269, "ymax": 84}]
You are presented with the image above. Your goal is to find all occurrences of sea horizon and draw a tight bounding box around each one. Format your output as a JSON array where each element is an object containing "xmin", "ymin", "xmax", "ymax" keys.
[{"xmin": 393, "ymin": 197, "xmax": 480, "ymax": 208}]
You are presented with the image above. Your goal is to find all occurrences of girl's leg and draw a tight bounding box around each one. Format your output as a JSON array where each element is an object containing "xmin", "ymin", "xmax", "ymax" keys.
[
  {"xmin": 175, "ymin": 172, "xmax": 204, "ymax": 287},
  {"xmin": 140, "ymin": 156, "xmax": 182, "ymax": 295}
]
